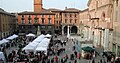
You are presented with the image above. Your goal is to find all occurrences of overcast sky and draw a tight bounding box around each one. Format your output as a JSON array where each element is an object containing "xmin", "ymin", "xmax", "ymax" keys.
[{"xmin": 0, "ymin": 0, "xmax": 88, "ymax": 12}]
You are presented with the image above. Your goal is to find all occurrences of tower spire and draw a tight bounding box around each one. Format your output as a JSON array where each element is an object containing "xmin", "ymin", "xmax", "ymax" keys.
[{"xmin": 34, "ymin": 0, "xmax": 43, "ymax": 12}]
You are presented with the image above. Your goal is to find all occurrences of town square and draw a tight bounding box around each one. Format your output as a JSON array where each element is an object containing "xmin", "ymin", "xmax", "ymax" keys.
[{"xmin": 0, "ymin": 0, "xmax": 120, "ymax": 63}]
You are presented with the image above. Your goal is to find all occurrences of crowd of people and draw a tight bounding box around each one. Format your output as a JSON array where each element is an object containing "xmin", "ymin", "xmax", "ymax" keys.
[
  {"xmin": 0, "ymin": 35, "xmax": 80, "ymax": 63},
  {"xmin": 0, "ymin": 34, "xmax": 120, "ymax": 63}
]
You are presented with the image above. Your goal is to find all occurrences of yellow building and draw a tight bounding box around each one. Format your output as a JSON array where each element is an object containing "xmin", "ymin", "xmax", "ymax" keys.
[{"xmin": 0, "ymin": 8, "xmax": 17, "ymax": 40}]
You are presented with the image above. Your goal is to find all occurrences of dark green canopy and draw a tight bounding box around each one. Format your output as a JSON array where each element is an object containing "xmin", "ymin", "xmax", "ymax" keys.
[{"xmin": 82, "ymin": 46, "xmax": 94, "ymax": 52}]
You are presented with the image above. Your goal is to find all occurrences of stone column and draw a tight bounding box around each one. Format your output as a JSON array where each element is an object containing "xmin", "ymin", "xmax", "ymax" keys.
[
  {"xmin": 37, "ymin": 26, "xmax": 41, "ymax": 36},
  {"xmin": 101, "ymin": 30, "xmax": 104, "ymax": 47},
  {"xmin": 67, "ymin": 25, "xmax": 70, "ymax": 38},
  {"xmin": 116, "ymin": 44, "xmax": 118, "ymax": 57},
  {"xmin": 104, "ymin": 29, "xmax": 109, "ymax": 51},
  {"xmin": 89, "ymin": 27, "xmax": 92, "ymax": 40},
  {"xmin": 62, "ymin": 26, "xmax": 64, "ymax": 35}
]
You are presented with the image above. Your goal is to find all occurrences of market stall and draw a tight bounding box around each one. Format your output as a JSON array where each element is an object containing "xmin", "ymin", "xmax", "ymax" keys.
[{"xmin": 0, "ymin": 52, "xmax": 5, "ymax": 60}]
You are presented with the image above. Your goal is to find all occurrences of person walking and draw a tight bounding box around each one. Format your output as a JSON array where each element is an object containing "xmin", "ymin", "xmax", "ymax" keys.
[
  {"xmin": 92, "ymin": 59, "xmax": 95, "ymax": 63},
  {"xmin": 74, "ymin": 59, "xmax": 77, "ymax": 63},
  {"xmin": 78, "ymin": 53, "xmax": 81, "ymax": 59},
  {"xmin": 100, "ymin": 59, "xmax": 102, "ymax": 63},
  {"xmin": 61, "ymin": 58, "xmax": 63, "ymax": 63},
  {"xmin": 111, "ymin": 56, "xmax": 114, "ymax": 63},
  {"xmin": 55, "ymin": 56, "xmax": 58, "ymax": 63},
  {"xmin": 74, "ymin": 51, "xmax": 77, "ymax": 58}
]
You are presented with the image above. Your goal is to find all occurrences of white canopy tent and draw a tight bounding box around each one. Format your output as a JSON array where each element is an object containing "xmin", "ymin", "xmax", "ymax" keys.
[
  {"xmin": 6, "ymin": 34, "xmax": 18, "ymax": 40},
  {"xmin": 0, "ymin": 39, "xmax": 9, "ymax": 45},
  {"xmin": 35, "ymin": 38, "xmax": 50, "ymax": 55},
  {"xmin": 22, "ymin": 45, "xmax": 36, "ymax": 54},
  {"xmin": 0, "ymin": 52, "xmax": 5, "ymax": 60},
  {"xmin": 45, "ymin": 34, "xmax": 52, "ymax": 38},
  {"xmin": 22, "ymin": 42, "xmax": 39, "ymax": 53},
  {"xmin": 32, "ymin": 34, "xmax": 45, "ymax": 43},
  {"xmin": 26, "ymin": 33, "xmax": 35, "ymax": 37},
  {"xmin": 38, "ymin": 39, "xmax": 50, "ymax": 47},
  {"xmin": 35, "ymin": 47, "xmax": 47, "ymax": 51},
  {"xmin": 22, "ymin": 34, "xmax": 51, "ymax": 54}
]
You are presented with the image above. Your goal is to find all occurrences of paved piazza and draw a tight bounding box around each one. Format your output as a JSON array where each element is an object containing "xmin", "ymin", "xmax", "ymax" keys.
[{"xmin": 3, "ymin": 35, "xmax": 110, "ymax": 63}]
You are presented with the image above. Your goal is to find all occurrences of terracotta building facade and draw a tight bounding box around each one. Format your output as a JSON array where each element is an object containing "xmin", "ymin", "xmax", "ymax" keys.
[
  {"xmin": 48, "ymin": 8, "xmax": 81, "ymax": 35},
  {"xmin": 61, "ymin": 8, "xmax": 80, "ymax": 35},
  {"xmin": 18, "ymin": 0, "xmax": 55, "ymax": 35},
  {"xmin": 18, "ymin": 12, "xmax": 55, "ymax": 34}
]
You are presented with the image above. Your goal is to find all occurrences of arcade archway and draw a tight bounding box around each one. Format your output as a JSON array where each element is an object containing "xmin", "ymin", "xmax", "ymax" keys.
[
  {"xmin": 71, "ymin": 26, "xmax": 78, "ymax": 34},
  {"xmin": 64, "ymin": 26, "xmax": 68, "ymax": 35}
]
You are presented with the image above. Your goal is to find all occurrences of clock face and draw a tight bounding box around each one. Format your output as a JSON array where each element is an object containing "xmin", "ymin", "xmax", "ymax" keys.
[{"xmin": 101, "ymin": 12, "xmax": 105, "ymax": 21}]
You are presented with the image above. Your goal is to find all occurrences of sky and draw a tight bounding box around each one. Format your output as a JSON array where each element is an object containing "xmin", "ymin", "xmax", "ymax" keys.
[{"xmin": 0, "ymin": 0, "xmax": 89, "ymax": 12}]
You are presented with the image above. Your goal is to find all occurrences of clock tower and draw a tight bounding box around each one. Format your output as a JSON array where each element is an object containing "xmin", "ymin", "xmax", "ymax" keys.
[{"xmin": 34, "ymin": 0, "xmax": 43, "ymax": 12}]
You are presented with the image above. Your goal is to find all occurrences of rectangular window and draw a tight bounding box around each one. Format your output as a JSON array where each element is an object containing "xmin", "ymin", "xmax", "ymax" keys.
[
  {"xmin": 75, "ymin": 14, "xmax": 77, "ymax": 17},
  {"xmin": 42, "ymin": 15, "xmax": 44, "ymax": 17},
  {"xmin": 3, "ymin": 24, "xmax": 4, "ymax": 31},
  {"xmin": 116, "ymin": 0, "xmax": 118, "ymax": 6},
  {"xmin": 42, "ymin": 18, "xmax": 45, "ymax": 24},
  {"xmin": 41, "ymin": 26, "xmax": 45, "ymax": 29},
  {"xmin": 48, "ymin": 15, "xmax": 52, "ymax": 18},
  {"xmin": 48, "ymin": 26, "xmax": 52, "ymax": 29},
  {"xmin": 59, "ymin": 21, "xmax": 62, "ymax": 23},
  {"xmin": 22, "ymin": 15, "xmax": 24, "ymax": 17},
  {"xmin": 56, "ymin": 14, "xmax": 58, "ymax": 18},
  {"xmin": 21, "ymin": 20, "xmax": 25, "ymax": 24},
  {"xmin": 34, "ymin": 18, "xmax": 38, "ymax": 23},
  {"xmin": 75, "ymin": 19, "xmax": 77, "ymax": 23},
  {"xmin": 65, "ymin": 19, "xmax": 67, "ymax": 23},
  {"xmin": 65, "ymin": 14, "xmax": 67, "ymax": 17},
  {"xmin": 48, "ymin": 19, "xmax": 51, "ymax": 24},
  {"xmin": 56, "ymin": 21, "xmax": 58, "ymax": 24},
  {"xmin": 70, "ymin": 14, "xmax": 72, "ymax": 17},
  {"xmin": 28, "ymin": 15, "xmax": 31, "ymax": 24},
  {"xmin": 28, "ymin": 20, "xmax": 31, "ymax": 24},
  {"xmin": 115, "ymin": 11, "xmax": 118, "ymax": 22},
  {"xmin": 21, "ymin": 15, "xmax": 25, "ymax": 24},
  {"xmin": 70, "ymin": 19, "xmax": 72, "ymax": 23}
]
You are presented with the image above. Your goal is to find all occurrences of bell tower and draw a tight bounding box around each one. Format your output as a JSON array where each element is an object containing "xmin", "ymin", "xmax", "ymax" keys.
[{"xmin": 34, "ymin": 0, "xmax": 43, "ymax": 12}]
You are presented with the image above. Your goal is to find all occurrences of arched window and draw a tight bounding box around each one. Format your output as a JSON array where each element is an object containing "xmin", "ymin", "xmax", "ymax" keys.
[
  {"xmin": 101, "ymin": 12, "xmax": 105, "ymax": 21},
  {"xmin": 116, "ymin": 0, "xmax": 118, "ymax": 6}
]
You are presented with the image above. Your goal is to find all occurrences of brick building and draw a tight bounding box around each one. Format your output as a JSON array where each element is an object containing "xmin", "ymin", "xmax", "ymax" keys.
[
  {"xmin": 18, "ymin": 0, "xmax": 55, "ymax": 35},
  {"xmin": 49, "ymin": 8, "xmax": 80, "ymax": 35}
]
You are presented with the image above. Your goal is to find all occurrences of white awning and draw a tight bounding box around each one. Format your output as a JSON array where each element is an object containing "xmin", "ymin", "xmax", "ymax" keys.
[
  {"xmin": 6, "ymin": 34, "xmax": 18, "ymax": 40},
  {"xmin": 26, "ymin": 33, "xmax": 35, "ymax": 37},
  {"xmin": 32, "ymin": 34, "xmax": 45, "ymax": 43},
  {"xmin": 0, "ymin": 39, "xmax": 9, "ymax": 45},
  {"xmin": 35, "ymin": 46, "xmax": 47, "ymax": 51},
  {"xmin": 45, "ymin": 34, "xmax": 52, "ymax": 38},
  {"xmin": 0, "ymin": 52, "xmax": 5, "ymax": 60}
]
